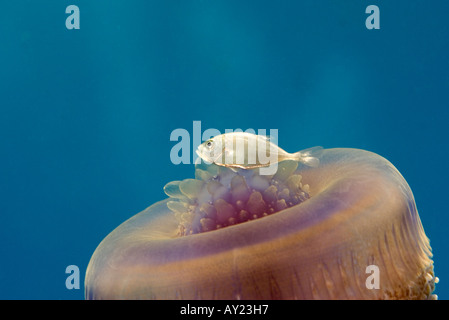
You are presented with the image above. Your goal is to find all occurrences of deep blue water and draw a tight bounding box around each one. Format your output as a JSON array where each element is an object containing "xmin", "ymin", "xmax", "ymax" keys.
[{"xmin": 0, "ymin": 1, "xmax": 447, "ymax": 299}]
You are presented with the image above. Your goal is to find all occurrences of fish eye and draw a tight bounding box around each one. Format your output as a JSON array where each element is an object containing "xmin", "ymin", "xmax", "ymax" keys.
[{"xmin": 206, "ymin": 140, "xmax": 213, "ymax": 149}]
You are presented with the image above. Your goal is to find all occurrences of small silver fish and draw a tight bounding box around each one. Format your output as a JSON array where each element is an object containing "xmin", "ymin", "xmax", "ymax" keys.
[{"xmin": 196, "ymin": 132, "xmax": 321, "ymax": 171}]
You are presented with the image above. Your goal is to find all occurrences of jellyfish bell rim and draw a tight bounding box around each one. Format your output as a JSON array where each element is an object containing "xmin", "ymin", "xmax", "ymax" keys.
[{"xmin": 85, "ymin": 148, "xmax": 436, "ymax": 300}]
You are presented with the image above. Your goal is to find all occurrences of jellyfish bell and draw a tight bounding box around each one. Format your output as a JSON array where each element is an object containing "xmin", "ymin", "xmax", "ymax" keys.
[{"xmin": 85, "ymin": 148, "xmax": 437, "ymax": 300}]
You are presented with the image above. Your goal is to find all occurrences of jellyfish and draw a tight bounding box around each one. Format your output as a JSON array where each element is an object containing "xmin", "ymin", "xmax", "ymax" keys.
[{"xmin": 85, "ymin": 148, "xmax": 437, "ymax": 299}]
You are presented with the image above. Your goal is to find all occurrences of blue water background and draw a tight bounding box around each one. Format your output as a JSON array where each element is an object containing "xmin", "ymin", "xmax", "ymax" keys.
[{"xmin": 0, "ymin": 1, "xmax": 448, "ymax": 299}]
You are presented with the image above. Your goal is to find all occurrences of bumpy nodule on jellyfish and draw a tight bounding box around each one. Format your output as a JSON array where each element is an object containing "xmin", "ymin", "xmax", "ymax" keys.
[{"xmin": 167, "ymin": 132, "xmax": 322, "ymax": 235}]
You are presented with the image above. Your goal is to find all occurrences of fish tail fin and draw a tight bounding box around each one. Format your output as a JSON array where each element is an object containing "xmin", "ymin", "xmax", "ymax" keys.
[{"xmin": 291, "ymin": 146, "xmax": 323, "ymax": 167}]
